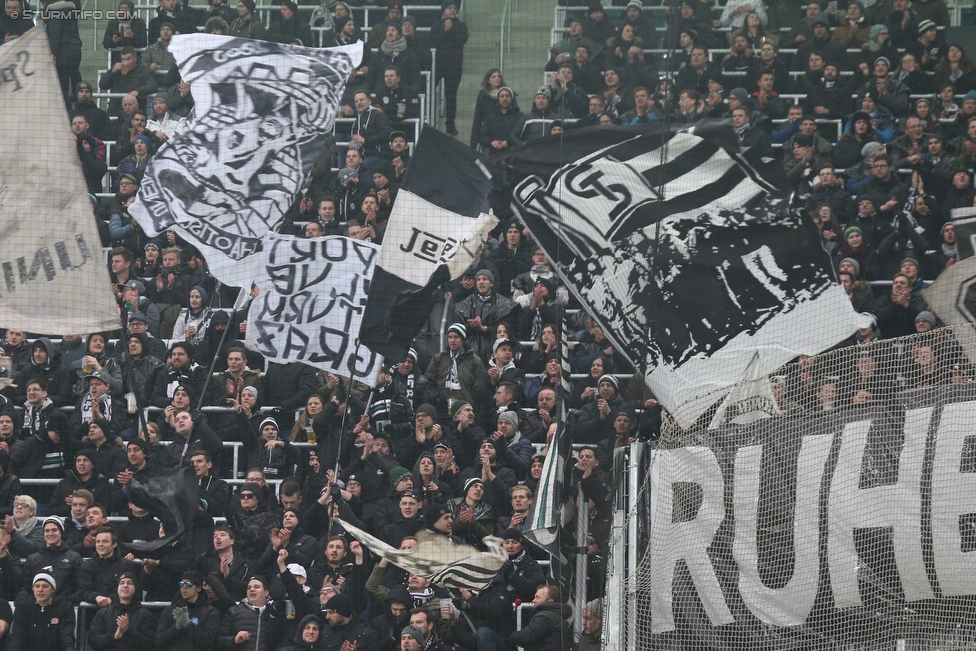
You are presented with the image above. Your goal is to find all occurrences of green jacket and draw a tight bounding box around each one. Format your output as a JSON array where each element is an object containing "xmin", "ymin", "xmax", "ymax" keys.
[{"xmin": 424, "ymin": 347, "xmax": 486, "ymax": 404}]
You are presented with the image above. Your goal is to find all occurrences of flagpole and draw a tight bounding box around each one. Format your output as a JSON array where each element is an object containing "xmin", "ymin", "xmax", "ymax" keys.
[{"xmin": 194, "ymin": 283, "xmax": 236, "ymax": 415}]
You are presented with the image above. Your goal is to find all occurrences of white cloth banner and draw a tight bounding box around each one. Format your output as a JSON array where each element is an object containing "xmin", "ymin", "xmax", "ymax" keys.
[
  {"xmin": 245, "ymin": 234, "xmax": 382, "ymax": 383},
  {"xmin": 131, "ymin": 35, "xmax": 362, "ymax": 283},
  {"xmin": 0, "ymin": 28, "xmax": 119, "ymax": 333},
  {"xmin": 336, "ymin": 518, "xmax": 507, "ymax": 589}
]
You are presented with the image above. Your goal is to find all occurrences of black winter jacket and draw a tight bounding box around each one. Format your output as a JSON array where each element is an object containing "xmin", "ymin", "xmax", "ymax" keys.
[
  {"xmin": 89, "ymin": 593, "xmax": 159, "ymax": 651},
  {"xmin": 9, "ymin": 597, "xmax": 75, "ymax": 651},
  {"xmin": 217, "ymin": 598, "xmax": 288, "ymax": 651},
  {"xmin": 156, "ymin": 596, "xmax": 220, "ymax": 651}
]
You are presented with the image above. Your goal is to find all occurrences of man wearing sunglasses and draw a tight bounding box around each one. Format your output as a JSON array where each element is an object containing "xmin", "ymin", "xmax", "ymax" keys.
[
  {"xmin": 156, "ymin": 570, "xmax": 219, "ymax": 651},
  {"xmin": 227, "ymin": 482, "xmax": 281, "ymax": 566}
]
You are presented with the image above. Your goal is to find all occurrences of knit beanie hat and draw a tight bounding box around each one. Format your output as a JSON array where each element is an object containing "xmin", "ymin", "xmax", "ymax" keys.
[{"xmin": 389, "ymin": 466, "xmax": 412, "ymax": 488}]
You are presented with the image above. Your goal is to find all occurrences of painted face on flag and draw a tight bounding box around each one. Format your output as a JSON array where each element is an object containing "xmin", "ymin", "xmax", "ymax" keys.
[{"xmin": 134, "ymin": 38, "xmax": 358, "ymax": 264}]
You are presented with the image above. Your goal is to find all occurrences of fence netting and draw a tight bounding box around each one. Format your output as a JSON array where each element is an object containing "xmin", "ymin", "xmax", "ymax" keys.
[{"xmin": 615, "ymin": 323, "xmax": 976, "ymax": 650}]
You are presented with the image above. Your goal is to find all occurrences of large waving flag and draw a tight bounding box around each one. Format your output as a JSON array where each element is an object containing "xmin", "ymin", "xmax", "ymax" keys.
[
  {"xmin": 131, "ymin": 35, "xmax": 361, "ymax": 283},
  {"xmin": 0, "ymin": 28, "xmax": 120, "ymax": 333},
  {"xmin": 244, "ymin": 234, "xmax": 383, "ymax": 384},
  {"xmin": 500, "ymin": 122, "xmax": 859, "ymax": 428},
  {"xmin": 337, "ymin": 518, "xmax": 506, "ymax": 589},
  {"xmin": 358, "ymin": 126, "xmax": 497, "ymax": 360}
]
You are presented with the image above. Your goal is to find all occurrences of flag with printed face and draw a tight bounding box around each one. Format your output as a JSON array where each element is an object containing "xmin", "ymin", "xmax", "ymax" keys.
[{"xmin": 130, "ymin": 34, "xmax": 361, "ymax": 284}]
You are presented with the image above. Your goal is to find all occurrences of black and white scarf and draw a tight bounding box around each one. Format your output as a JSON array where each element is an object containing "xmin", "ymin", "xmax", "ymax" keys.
[
  {"xmin": 23, "ymin": 397, "xmax": 53, "ymax": 435},
  {"xmin": 447, "ymin": 351, "xmax": 461, "ymax": 390},
  {"xmin": 81, "ymin": 393, "xmax": 112, "ymax": 423}
]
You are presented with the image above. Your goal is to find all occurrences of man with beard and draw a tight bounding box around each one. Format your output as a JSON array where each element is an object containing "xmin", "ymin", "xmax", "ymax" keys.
[
  {"xmin": 388, "ymin": 349, "xmax": 428, "ymax": 411},
  {"xmin": 479, "ymin": 87, "xmax": 521, "ymax": 157},
  {"xmin": 321, "ymin": 593, "xmax": 379, "ymax": 651}
]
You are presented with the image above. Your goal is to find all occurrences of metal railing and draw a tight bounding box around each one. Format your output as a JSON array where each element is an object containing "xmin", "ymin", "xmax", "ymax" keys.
[{"xmin": 499, "ymin": 0, "xmax": 514, "ymax": 74}]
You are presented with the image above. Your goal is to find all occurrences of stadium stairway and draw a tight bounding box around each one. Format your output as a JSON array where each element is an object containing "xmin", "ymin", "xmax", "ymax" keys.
[{"xmin": 451, "ymin": 0, "xmax": 551, "ymax": 146}]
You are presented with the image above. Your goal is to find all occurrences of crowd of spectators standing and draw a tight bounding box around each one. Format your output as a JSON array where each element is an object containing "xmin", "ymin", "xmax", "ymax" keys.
[
  {"xmin": 3, "ymin": 0, "xmax": 976, "ymax": 649},
  {"xmin": 0, "ymin": 208, "xmax": 635, "ymax": 651}
]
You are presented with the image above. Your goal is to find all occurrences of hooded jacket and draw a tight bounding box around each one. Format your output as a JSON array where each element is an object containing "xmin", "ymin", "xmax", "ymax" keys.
[
  {"xmin": 123, "ymin": 334, "xmax": 164, "ymax": 404},
  {"xmin": 88, "ymin": 576, "xmax": 158, "ymax": 651},
  {"xmin": 279, "ymin": 614, "xmax": 324, "ymax": 651},
  {"xmin": 14, "ymin": 338, "xmax": 73, "ymax": 406},
  {"xmin": 69, "ymin": 339, "xmax": 124, "ymax": 399},
  {"xmin": 172, "ymin": 286, "xmax": 214, "ymax": 345},
  {"xmin": 367, "ymin": 586, "xmax": 411, "ymax": 651}
]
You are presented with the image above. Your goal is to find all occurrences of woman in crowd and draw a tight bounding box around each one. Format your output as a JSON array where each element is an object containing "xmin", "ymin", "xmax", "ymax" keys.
[
  {"xmin": 893, "ymin": 52, "xmax": 933, "ymax": 94},
  {"xmin": 935, "ymin": 44, "xmax": 976, "ymax": 93},
  {"xmin": 471, "ymin": 68, "xmax": 506, "ymax": 149},
  {"xmin": 290, "ymin": 394, "xmax": 325, "ymax": 443},
  {"xmin": 494, "ymin": 321, "xmax": 524, "ymax": 367},
  {"xmin": 912, "ymin": 97, "xmax": 941, "ymax": 133},
  {"xmin": 730, "ymin": 11, "xmax": 777, "ymax": 49},
  {"xmin": 861, "ymin": 24, "xmax": 897, "ymax": 70},
  {"xmin": 605, "ymin": 23, "xmax": 642, "ymax": 68},
  {"xmin": 570, "ymin": 355, "xmax": 610, "ymax": 409},
  {"xmin": 835, "ymin": 112, "xmax": 879, "ymax": 168}
]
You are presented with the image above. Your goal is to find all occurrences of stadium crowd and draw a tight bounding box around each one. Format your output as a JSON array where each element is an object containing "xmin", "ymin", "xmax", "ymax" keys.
[{"xmin": 0, "ymin": 0, "xmax": 975, "ymax": 649}]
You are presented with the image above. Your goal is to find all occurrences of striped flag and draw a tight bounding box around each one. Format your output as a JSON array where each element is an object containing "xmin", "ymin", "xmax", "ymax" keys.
[
  {"xmin": 358, "ymin": 126, "xmax": 498, "ymax": 360},
  {"xmin": 523, "ymin": 311, "xmax": 573, "ymax": 565},
  {"xmin": 336, "ymin": 518, "xmax": 506, "ymax": 589},
  {"xmin": 500, "ymin": 122, "xmax": 858, "ymax": 428}
]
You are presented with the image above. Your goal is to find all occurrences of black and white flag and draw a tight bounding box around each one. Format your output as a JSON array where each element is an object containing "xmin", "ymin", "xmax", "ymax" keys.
[
  {"xmin": 504, "ymin": 122, "xmax": 858, "ymax": 428},
  {"xmin": 950, "ymin": 208, "xmax": 976, "ymax": 259},
  {"xmin": 336, "ymin": 518, "xmax": 506, "ymax": 589},
  {"xmin": 244, "ymin": 233, "xmax": 382, "ymax": 384},
  {"xmin": 359, "ymin": 126, "xmax": 497, "ymax": 360},
  {"xmin": 131, "ymin": 35, "xmax": 361, "ymax": 282}
]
